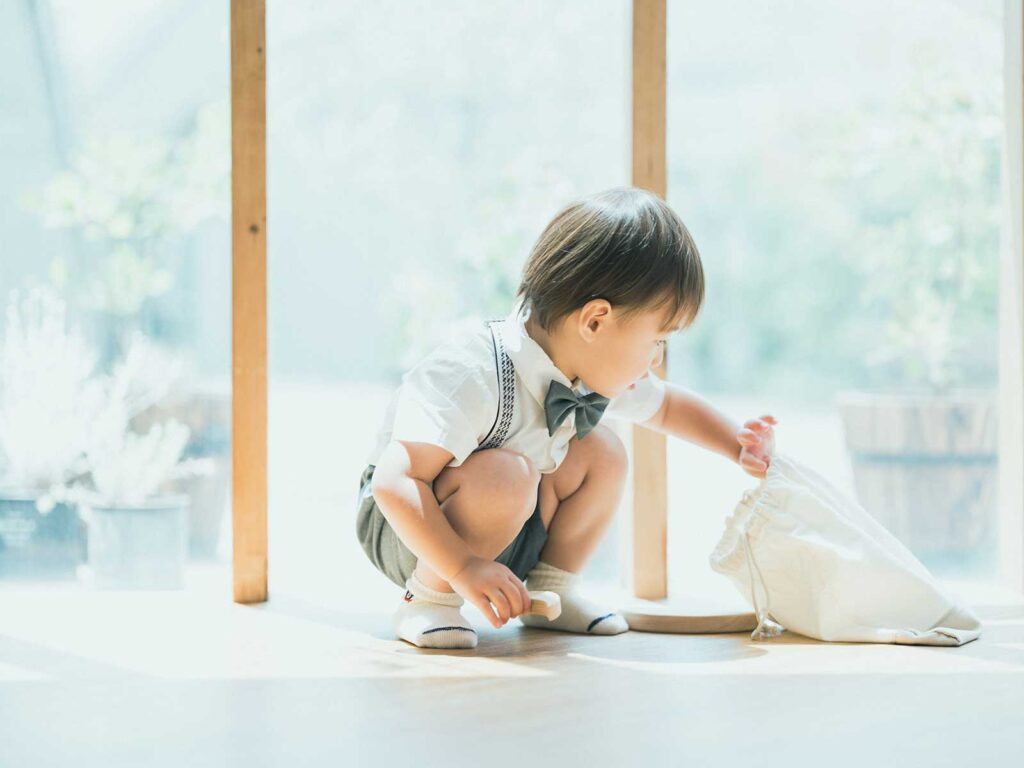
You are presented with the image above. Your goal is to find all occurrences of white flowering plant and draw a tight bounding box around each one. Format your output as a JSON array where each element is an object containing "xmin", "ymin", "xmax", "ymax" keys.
[
  {"xmin": 0, "ymin": 288, "xmax": 103, "ymax": 501},
  {"xmin": 0, "ymin": 287, "xmax": 212, "ymax": 514},
  {"xmin": 43, "ymin": 417, "xmax": 214, "ymax": 515}
]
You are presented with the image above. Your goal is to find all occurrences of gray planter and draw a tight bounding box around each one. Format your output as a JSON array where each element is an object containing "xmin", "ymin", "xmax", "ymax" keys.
[
  {"xmin": 835, "ymin": 388, "xmax": 998, "ymax": 576},
  {"xmin": 132, "ymin": 386, "xmax": 229, "ymax": 560},
  {"xmin": 0, "ymin": 492, "xmax": 86, "ymax": 580},
  {"xmin": 80, "ymin": 495, "xmax": 189, "ymax": 590}
]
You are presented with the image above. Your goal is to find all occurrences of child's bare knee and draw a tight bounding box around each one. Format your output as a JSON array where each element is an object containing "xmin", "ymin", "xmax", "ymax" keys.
[
  {"xmin": 472, "ymin": 449, "xmax": 539, "ymax": 519},
  {"xmin": 588, "ymin": 424, "xmax": 629, "ymax": 477},
  {"xmin": 438, "ymin": 449, "xmax": 538, "ymax": 541}
]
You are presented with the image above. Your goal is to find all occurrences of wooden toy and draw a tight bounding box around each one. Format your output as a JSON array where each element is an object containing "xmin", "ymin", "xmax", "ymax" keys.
[{"xmin": 525, "ymin": 590, "xmax": 561, "ymax": 620}]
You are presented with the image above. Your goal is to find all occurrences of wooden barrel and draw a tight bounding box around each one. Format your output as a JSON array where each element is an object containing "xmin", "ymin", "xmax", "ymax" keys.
[{"xmin": 835, "ymin": 389, "xmax": 998, "ymax": 574}]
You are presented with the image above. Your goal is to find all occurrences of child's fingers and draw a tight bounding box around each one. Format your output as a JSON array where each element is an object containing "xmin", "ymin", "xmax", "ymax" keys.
[
  {"xmin": 501, "ymin": 584, "xmax": 521, "ymax": 620},
  {"xmin": 487, "ymin": 587, "xmax": 512, "ymax": 625},
  {"xmin": 512, "ymin": 581, "xmax": 528, "ymax": 618},
  {"xmin": 471, "ymin": 594, "xmax": 502, "ymax": 628},
  {"xmin": 503, "ymin": 577, "xmax": 524, "ymax": 617},
  {"xmin": 741, "ymin": 453, "xmax": 768, "ymax": 473},
  {"xmin": 516, "ymin": 581, "xmax": 532, "ymax": 618}
]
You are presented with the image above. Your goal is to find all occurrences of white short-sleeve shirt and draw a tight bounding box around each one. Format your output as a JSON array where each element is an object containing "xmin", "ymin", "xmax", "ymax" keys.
[{"xmin": 366, "ymin": 298, "xmax": 667, "ymax": 474}]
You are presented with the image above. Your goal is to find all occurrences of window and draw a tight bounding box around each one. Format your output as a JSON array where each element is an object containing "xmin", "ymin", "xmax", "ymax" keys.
[
  {"xmin": 0, "ymin": 1, "xmax": 231, "ymax": 588},
  {"xmin": 666, "ymin": 0, "xmax": 1003, "ymax": 595}
]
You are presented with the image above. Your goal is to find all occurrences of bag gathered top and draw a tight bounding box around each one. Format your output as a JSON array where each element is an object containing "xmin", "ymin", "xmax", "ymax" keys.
[{"xmin": 709, "ymin": 452, "xmax": 983, "ymax": 646}]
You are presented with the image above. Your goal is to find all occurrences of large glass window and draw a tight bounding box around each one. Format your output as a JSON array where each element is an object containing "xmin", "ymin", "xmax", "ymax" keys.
[
  {"xmin": 666, "ymin": 0, "xmax": 1004, "ymax": 597},
  {"xmin": 267, "ymin": 1, "xmax": 632, "ymax": 600},
  {"xmin": 5, "ymin": 0, "xmax": 1008, "ymax": 603},
  {"xmin": 0, "ymin": 1, "xmax": 231, "ymax": 589}
]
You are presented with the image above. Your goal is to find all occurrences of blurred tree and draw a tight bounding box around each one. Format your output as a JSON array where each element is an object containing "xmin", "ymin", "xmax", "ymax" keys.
[
  {"xmin": 818, "ymin": 47, "xmax": 1001, "ymax": 393},
  {"xmin": 22, "ymin": 100, "xmax": 229, "ymax": 365}
]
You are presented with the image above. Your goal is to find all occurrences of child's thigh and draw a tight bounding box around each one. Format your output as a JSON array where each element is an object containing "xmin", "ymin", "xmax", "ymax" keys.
[
  {"xmin": 434, "ymin": 448, "xmax": 539, "ymax": 508},
  {"xmin": 433, "ymin": 449, "xmax": 541, "ymax": 553},
  {"xmin": 535, "ymin": 424, "xmax": 627, "ymax": 528}
]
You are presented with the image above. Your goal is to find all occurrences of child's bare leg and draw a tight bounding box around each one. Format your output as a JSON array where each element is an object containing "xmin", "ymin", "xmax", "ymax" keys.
[
  {"xmin": 520, "ymin": 424, "xmax": 631, "ymax": 635},
  {"xmin": 394, "ymin": 448, "xmax": 538, "ymax": 649},
  {"xmin": 535, "ymin": 424, "xmax": 629, "ymax": 571},
  {"xmin": 413, "ymin": 447, "xmax": 540, "ymax": 592}
]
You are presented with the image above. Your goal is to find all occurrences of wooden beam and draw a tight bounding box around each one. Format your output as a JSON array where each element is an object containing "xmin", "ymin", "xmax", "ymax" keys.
[
  {"xmin": 231, "ymin": 0, "xmax": 268, "ymax": 603},
  {"xmin": 630, "ymin": 0, "xmax": 668, "ymax": 599}
]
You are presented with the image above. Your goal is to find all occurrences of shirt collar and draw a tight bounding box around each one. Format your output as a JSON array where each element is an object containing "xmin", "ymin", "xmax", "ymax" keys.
[{"xmin": 499, "ymin": 298, "xmax": 584, "ymax": 408}]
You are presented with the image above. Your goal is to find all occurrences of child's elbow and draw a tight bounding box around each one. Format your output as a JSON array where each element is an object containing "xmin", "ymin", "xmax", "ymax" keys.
[
  {"xmin": 370, "ymin": 442, "xmax": 420, "ymax": 501},
  {"xmin": 370, "ymin": 460, "xmax": 401, "ymax": 502}
]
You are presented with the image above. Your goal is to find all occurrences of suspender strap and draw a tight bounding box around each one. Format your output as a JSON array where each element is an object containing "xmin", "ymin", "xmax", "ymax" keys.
[{"xmin": 478, "ymin": 319, "xmax": 515, "ymax": 450}]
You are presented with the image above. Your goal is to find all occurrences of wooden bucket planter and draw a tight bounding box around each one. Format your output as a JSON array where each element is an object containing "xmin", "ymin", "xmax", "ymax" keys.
[{"xmin": 835, "ymin": 389, "xmax": 998, "ymax": 575}]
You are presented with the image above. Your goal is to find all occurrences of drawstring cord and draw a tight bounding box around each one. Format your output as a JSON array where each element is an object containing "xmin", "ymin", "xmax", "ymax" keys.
[{"xmin": 741, "ymin": 505, "xmax": 785, "ymax": 641}]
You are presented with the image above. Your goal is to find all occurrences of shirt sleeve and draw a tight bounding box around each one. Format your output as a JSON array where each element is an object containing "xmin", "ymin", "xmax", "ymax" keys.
[
  {"xmin": 389, "ymin": 343, "xmax": 497, "ymax": 468},
  {"xmin": 602, "ymin": 372, "xmax": 667, "ymax": 424}
]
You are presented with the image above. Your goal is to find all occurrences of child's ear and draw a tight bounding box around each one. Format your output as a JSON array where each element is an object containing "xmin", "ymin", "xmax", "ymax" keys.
[{"xmin": 580, "ymin": 298, "xmax": 611, "ymax": 337}]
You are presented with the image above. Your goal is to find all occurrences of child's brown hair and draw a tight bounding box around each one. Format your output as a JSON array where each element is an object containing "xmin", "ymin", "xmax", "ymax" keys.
[{"xmin": 516, "ymin": 186, "xmax": 704, "ymax": 333}]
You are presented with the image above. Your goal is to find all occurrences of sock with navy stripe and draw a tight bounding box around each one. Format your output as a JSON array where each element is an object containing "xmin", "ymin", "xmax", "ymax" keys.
[
  {"xmin": 394, "ymin": 571, "xmax": 478, "ymax": 649},
  {"xmin": 519, "ymin": 560, "xmax": 629, "ymax": 635}
]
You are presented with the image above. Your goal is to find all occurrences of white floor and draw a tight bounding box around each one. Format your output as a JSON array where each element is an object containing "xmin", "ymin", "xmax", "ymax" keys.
[{"xmin": 0, "ymin": 564, "xmax": 1022, "ymax": 767}]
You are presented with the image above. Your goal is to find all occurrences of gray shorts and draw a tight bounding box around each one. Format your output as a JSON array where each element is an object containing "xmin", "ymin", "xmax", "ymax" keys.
[{"xmin": 354, "ymin": 463, "xmax": 549, "ymax": 589}]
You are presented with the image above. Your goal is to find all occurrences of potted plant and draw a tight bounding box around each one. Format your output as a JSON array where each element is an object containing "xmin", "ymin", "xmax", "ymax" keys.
[
  {"xmin": 0, "ymin": 288, "xmax": 104, "ymax": 579},
  {"xmin": 831, "ymin": 60, "xmax": 1001, "ymax": 574},
  {"xmin": 41, "ymin": 332, "xmax": 213, "ymax": 590},
  {"xmin": 130, "ymin": 381, "xmax": 230, "ymax": 560},
  {"xmin": 57, "ymin": 421, "xmax": 210, "ymax": 591},
  {"xmin": 22, "ymin": 103, "xmax": 232, "ymax": 565}
]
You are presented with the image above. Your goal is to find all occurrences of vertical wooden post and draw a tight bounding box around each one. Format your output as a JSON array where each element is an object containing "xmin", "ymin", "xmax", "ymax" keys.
[
  {"xmin": 231, "ymin": 0, "xmax": 268, "ymax": 603},
  {"xmin": 631, "ymin": 0, "xmax": 668, "ymax": 599}
]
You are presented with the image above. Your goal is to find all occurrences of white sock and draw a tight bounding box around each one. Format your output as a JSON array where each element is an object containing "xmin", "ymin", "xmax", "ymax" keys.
[
  {"xmin": 394, "ymin": 571, "xmax": 478, "ymax": 649},
  {"xmin": 519, "ymin": 560, "xmax": 629, "ymax": 635}
]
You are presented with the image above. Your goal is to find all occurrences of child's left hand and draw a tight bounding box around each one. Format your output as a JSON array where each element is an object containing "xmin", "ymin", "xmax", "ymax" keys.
[{"xmin": 736, "ymin": 414, "xmax": 777, "ymax": 479}]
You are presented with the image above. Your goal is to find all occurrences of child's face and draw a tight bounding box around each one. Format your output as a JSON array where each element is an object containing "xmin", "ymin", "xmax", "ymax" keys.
[{"xmin": 577, "ymin": 300, "xmax": 686, "ymax": 398}]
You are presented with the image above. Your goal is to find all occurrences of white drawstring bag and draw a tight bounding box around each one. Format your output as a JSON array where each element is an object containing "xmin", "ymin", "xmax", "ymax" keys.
[{"xmin": 708, "ymin": 452, "xmax": 983, "ymax": 646}]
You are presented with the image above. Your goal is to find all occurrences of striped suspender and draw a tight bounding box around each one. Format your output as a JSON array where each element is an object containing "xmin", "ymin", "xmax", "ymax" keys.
[{"xmin": 478, "ymin": 319, "xmax": 515, "ymax": 450}]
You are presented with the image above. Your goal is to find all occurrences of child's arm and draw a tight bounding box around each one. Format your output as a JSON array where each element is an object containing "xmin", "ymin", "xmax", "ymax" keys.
[
  {"xmin": 370, "ymin": 440, "xmax": 477, "ymax": 583},
  {"xmin": 371, "ymin": 439, "xmax": 534, "ymax": 627},
  {"xmin": 640, "ymin": 381, "xmax": 776, "ymax": 477}
]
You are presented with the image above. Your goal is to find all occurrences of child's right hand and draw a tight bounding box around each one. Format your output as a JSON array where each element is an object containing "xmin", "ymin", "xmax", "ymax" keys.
[{"xmin": 448, "ymin": 556, "xmax": 532, "ymax": 628}]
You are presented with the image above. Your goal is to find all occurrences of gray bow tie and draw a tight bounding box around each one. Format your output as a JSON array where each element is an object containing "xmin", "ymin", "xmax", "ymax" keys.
[{"xmin": 544, "ymin": 380, "xmax": 610, "ymax": 440}]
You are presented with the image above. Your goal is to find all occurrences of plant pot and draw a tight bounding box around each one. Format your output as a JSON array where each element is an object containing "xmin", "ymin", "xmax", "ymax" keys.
[
  {"xmin": 79, "ymin": 494, "xmax": 189, "ymax": 590},
  {"xmin": 0, "ymin": 491, "xmax": 86, "ymax": 580},
  {"xmin": 171, "ymin": 455, "xmax": 229, "ymax": 561},
  {"xmin": 835, "ymin": 388, "xmax": 998, "ymax": 575},
  {"xmin": 132, "ymin": 384, "xmax": 230, "ymax": 560}
]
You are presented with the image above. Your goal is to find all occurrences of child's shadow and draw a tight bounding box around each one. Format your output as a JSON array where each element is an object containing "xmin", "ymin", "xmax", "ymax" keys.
[
  {"xmin": 254, "ymin": 592, "xmax": 772, "ymax": 667},
  {"xmin": 256, "ymin": 593, "xmax": 1024, "ymax": 674}
]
